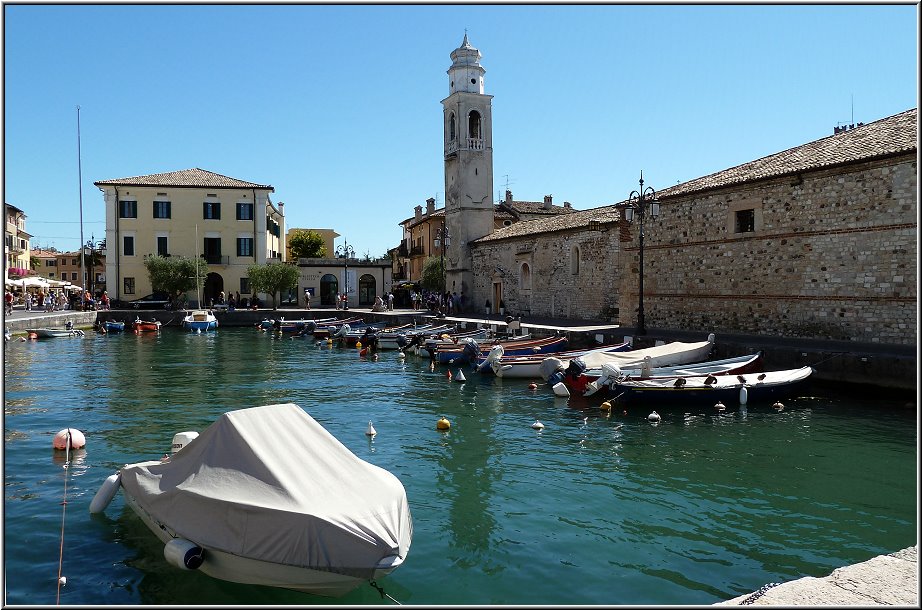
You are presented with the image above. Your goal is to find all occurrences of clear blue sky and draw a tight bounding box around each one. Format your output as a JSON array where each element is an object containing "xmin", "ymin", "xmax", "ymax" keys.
[{"xmin": 3, "ymin": 3, "xmax": 918, "ymax": 259}]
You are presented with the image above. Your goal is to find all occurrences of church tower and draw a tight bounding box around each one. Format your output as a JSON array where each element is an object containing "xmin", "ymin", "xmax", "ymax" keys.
[{"xmin": 442, "ymin": 33, "xmax": 494, "ymax": 300}]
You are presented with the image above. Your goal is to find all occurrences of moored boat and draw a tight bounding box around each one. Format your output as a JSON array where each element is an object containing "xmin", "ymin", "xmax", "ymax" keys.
[
  {"xmin": 104, "ymin": 320, "xmax": 126, "ymax": 333},
  {"xmin": 607, "ymin": 365, "xmax": 813, "ymax": 406},
  {"xmin": 434, "ymin": 334, "xmax": 570, "ymax": 366},
  {"xmin": 88, "ymin": 403, "xmax": 412, "ymax": 597},
  {"xmin": 484, "ymin": 341, "xmax": 633, "ymax": 379},
  {"xmin": 183, "ymin": 310, "xmax": 218, "ymax": 332},
  {"xmin": 25, "ymin": 326, "xmax": 85, "ymax": 338},
  {"xmin": 581, "ymin": 352, "xmax": 764, "ymax": 397},
  {"xmin": 132, "ymin": 317, "xmax": 162, "ymax": 333}
]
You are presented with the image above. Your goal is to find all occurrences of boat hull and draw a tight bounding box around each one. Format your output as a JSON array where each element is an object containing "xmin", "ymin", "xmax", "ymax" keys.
[
  {"xmin": 25, "ymin": 328, "xmax": 84, "ymax": 338},
  {"xmin": 610, "ymin": 366, "xmax": 813, "ymax": 406}
]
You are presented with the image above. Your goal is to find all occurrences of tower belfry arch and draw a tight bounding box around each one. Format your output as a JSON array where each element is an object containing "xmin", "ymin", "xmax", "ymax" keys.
[{"xmin": 442, "ymin": 33, "xmax": 495, "ymax": 302}]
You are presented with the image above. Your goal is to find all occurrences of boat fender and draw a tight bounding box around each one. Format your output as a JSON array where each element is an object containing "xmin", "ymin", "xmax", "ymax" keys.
[
  {"xmin": 171, "ymin": 431, "xmax": 199, "ymax": 454},
  {"xmin": 89, "ymin": 472, "xmax": 121, "ymax": 513},
  {"xmin": 552, "ymin": 382, "xmax": 570, "ymax": 397},
  {"xmin": 164, "ymin": 538, "xmax": 204, "ymax": 570},
  {"xmin": 739, "ymin": 386, "xmax": 748, "ymax": 405}
]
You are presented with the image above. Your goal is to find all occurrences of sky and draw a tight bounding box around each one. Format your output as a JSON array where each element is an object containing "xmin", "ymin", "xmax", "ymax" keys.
[{"xmin": 2, "ymin": 3, "xmax": 919, "ymax": 260}]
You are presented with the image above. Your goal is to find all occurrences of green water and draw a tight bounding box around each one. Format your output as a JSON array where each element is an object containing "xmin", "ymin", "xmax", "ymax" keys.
[{"xmin": 2, "ymin": 328, "xmax": 917, "ymax": 604}]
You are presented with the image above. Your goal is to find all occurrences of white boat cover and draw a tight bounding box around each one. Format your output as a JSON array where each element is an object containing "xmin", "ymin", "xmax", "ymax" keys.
[
  {"xmin": 571, "ymin": 337, "xmax": 714, "ymax": 371},
  {"xmin": 118, "ymin": 403, "xmax": 412, "ymax": 579}
]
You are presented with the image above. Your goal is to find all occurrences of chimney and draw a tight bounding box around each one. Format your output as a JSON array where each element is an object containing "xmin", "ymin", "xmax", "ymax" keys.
[
  {"xmin": 414, "ymin": 205, "xmax": 422, "ymax": 220},
  {"xmin": 505, "ymin": 190, "xmax": 513, "ymax": 203},
  {"xmin": 426, "ymin": 197, "xmax": 435, "ymax": 215},
  {"xmin": 543, "ymin": 195, "xmax": 553, "ymax": 209},
  {"xmin": 563, "ymin": 201, "xmax": 571, "ymax": 209}
]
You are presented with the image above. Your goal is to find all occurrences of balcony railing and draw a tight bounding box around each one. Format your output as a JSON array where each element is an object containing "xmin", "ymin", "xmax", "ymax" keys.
[
  {"xmin": 410, "ymin": 245, "xmax": 425, "ymax": 256},
  {"xmin": 205, "ymin": 255, "xmax": 229, "ymax": 265}
]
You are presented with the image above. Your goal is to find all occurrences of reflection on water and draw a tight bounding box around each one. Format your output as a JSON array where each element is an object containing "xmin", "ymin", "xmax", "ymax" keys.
[{"xmin": 2, "ymin": 328, "xmax": 916, "ymax": 605}]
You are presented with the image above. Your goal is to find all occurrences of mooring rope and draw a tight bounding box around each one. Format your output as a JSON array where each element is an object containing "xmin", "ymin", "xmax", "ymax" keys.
[
  {"xmin": 809, "ymin": 352, "xmax": 847, "ymax": 368},
  {"xmin": 369, "ymin": 580, "xmax": 402, "ymax": 605},
  {"xmin": 55, "ymin": 430, "xmax": 73, "ymax": 604}
]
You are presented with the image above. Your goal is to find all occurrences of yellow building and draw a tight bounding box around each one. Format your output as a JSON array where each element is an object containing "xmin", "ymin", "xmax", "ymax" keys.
[
  {"xmin": 285, "ymin": 228, "xmax": 338, "ymax": 260},
  {"xmin": 4, "ymin": 203, "xmax": 31, "ymax": 277},
  {"xmin": 94, "ymin": 168, "xmax": 282, "ymax": 306}
]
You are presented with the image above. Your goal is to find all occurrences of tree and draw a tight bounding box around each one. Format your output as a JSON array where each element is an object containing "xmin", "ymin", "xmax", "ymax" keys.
[
  {"xmin": 421, "ymin": 256, "xmax": 445, "ymax": 292},
  {"xmin": 247, "ymin": 262, "xmax": 301, "ymax": 310},
  {"xmin": 288, "ymin": 229, "xmax": 326, "ymax": 259},
  {"xmin": 144, "ymin": 255, "xmax": 207, "ymax": 306}
]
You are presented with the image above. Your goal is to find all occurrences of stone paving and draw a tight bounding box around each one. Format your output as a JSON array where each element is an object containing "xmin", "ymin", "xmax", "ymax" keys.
[{"xmin": 718, "ymin": 546, "xmax": 918, "ymax": 606}]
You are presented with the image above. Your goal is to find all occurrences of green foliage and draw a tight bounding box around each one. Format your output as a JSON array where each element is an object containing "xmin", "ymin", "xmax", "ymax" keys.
[
  {"xmin": 143, "ymin": 255, "xmax": 208, "ymax": 303},
  {"xmin": 247, "ymin": 262, "xmax": 301, "ymax": 310},
  {"xmin": 288, "ymin": 229, "xmax": 326, "ymax": 259},
  {"xmin": 421, "ymin": 256, "xmax": 445, "ymax": 292},
  {"xmin": 29, "ymin": 255, "xmax": 42, "ymax": 270}
]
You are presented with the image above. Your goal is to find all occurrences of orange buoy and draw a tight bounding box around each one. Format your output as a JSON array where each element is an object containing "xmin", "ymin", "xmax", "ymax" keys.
[
  {"xmin": 53, "ymin": 428, "xmax": 86, "ymax": 450},
  {"xmin": 359, "ymin": 348, "xmax": 368, "ymax": 358},
  {"xmin": 528, "ymin": 383, "xmax": 538, "ymax": 390}
]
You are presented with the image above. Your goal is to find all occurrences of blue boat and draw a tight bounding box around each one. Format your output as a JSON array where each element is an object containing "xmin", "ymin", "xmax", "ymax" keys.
[
  {"xmin": 183, "ymin": 310, "xmax": 218, "ymax": 332},
  {"xmin": 104, "ymin": 320, "xmax": 126, "ymax": 333}
]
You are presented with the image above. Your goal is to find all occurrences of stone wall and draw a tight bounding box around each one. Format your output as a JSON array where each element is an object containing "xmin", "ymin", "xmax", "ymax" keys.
[{"xmin": 471, "ymin": 153, "xmax": 916, "ymax": 346}]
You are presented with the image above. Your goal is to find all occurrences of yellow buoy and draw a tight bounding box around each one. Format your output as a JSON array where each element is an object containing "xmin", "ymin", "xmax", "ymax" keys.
[
  {"xmin": 356, "ymin": 341, "xmax": 362, "ymax": 349},
  {"xmin": 437, "ymin": 417, "xmax": 451, "ymax": 430},
  {"xmin": 599, "ymin": 400, "xmax": 612, "ymax": 412}
]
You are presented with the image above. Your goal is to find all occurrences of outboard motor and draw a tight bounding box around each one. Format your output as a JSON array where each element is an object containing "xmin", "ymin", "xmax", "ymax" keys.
[
  {"xmin": 540, "ymin": 357, "xmax": 567, "ymax": 385},
  {"xmin": 565, "ymin": 357, "xmax": 588, "ymax": 379},
  {"xmin": 304, "ymin": 321, "xmax": 317, "ymax": 334},
  {"xmin": 461, "ymin": 338, "xmax": 480, "ymax": 364},
  {"xmin": 478, "ymin": 344, "xmax": 504, "ymax": 373},
  {"xmin": 396, "ymin": 333, "xmax": 409, "ymax": 350},
  {"xmin": 333, "ymin": 323, "xmax": 351, "ymax": 338},
  {"xmin": 584, "ymin": 362, "xmax": 624, "ymax": 396}
]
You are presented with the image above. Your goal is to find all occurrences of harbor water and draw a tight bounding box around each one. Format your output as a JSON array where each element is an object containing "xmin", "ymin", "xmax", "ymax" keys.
[{"xmin": 2, "ymin": 327, "xmax": 917, "ymax": 605}]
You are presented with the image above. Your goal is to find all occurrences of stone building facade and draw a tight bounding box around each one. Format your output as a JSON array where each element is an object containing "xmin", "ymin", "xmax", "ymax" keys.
[{"xmin": 471, "ymin": 109, "xmax": 917, "ymax": 346}]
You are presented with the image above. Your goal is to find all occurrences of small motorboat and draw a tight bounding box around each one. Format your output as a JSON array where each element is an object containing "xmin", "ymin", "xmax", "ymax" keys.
[
  {"xmin": 25, "ymin": 323, "xmax": 85, "ymax": 338},
  {"xmin": 104, "ymin": 320, "xmax": 126, "ymax": 333},
  {"xmin": 483, "ymin": 341, "xmax": 633, "ymax": 379},
  {"xmin": 182, "ymin": 310, "xmax": 218, "ymax": 332},
  {"xmin": 608, "ymin": 366, "xmax": 814, "ymax": 406},
  {"xmin": 132, "ymin": 318, "xmax": 162, "ymax": 333},
  {"xmin": 89, "ymin": 403, "xmax": 412, "ymax": 597}
]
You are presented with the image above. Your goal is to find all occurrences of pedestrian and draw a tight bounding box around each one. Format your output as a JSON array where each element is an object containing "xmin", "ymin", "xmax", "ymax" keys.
[
  {"xmin": 335, "ymin": 291, "xmax": 341, "ymax": 310},
  {"xmin": 4, "ymin": 291, "xmax": 13, "ymax": 315},
  {"xmin": 25, "ymin": 292, "xmax": 32, "ymax": 311},
  {"xmin": 387, "ymin": 292, "xmax": 395, "ymax": 311},
  {"xmin": 304, "ymin": 290, "xmax": 311, "ymax": 310},
  {"xmin": 485, "ymin": 299, "xmax": 491, "ymax": 316},
  {"xmin": 101, "ymin": 291, "xmax": 110, "ymax": 310}
]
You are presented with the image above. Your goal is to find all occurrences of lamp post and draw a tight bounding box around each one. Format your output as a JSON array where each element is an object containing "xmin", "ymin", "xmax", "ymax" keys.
[
  {"xmin": 623, "ymin": 171, "xmax": 660, "ymax": 335},
  {"xmin": 335, "ymin": 241, "xmax": 355, "ymax": 310},
  {"xmin": 433, "ymin": 222, "xmax": 451, "ymax": 295}
]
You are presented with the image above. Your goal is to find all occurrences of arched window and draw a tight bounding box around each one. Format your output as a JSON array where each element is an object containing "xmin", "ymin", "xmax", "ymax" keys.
[
  {"xmin": 449, "ymin": 113, "xmax": 456, "ymax": 141},
  {"xmin": 468, "ymin": 110, "xmax": 482, "ymax": 140},
  {"xmin": 520, "ymin": 262, "xmax": 531, "ymax": 290},
  {"xmin": 570, "ymin": 245, "xmax": 580, "ymax": 275}
]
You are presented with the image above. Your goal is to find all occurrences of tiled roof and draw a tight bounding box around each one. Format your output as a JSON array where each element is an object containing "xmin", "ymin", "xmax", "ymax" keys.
[
  {"xmin": 658, "ymin": 108, "xmax": 917, "ymax": 200},
  {"xmin": 94, "ymin": 168, "xmax": 274, "ymax": 191},
  {"xmin": 478, "ymin": 108, "xmax": 917, "ymax": 243},
  {"xmin": 502, "ymin": 200, "xmax": 579, "ymax": 216}
]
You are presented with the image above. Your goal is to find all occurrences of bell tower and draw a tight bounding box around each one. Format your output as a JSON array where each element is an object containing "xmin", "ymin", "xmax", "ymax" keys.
[{"xmin": 442, "ymin": 32, "xmax": 494, "ymax": 301}]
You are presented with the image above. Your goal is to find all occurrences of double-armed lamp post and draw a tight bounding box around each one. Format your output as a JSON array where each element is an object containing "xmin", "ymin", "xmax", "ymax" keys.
[
  {"xmin": 335, "ymin": 240, "xmax": 355, "ymax": 310},
  {"xmin": 622, "ymin": 172, "xmax": 660, "ymax": 335},
  {"xmin": 433, "ymin": 223, "xmax": 451, "ymax": 294}
]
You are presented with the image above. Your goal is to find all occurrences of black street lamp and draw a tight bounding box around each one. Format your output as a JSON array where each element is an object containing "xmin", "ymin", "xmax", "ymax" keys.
[
  {"xmin": 623, "ymin": 171, "xmax": 660, "ymax": 335},
  {"xmin": 433, "ymin": 223, "xmax": 451, "ymax": 294},
  {"xmin": 335, "ymin": 241, "xmax": 355, "ymax": 310}
]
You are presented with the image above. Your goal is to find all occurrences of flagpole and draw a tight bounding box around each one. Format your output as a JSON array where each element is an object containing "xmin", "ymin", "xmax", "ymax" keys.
[{"xmin": 77, "ymin": 105, "xmax": 86, "ymax": 301}]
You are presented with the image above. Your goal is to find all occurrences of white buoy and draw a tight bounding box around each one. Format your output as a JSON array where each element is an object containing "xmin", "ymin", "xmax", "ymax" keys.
[
  {"xmin": 647, "ymin": 411, "xmax": 661, "ymax": 422},
  {"xmin": 53, "ymin": 428, "xmax": 86, "ymax": 450},
  {"xmin": 89, "ymin": 472, "xmax": 122, "ymax": 514},
  {"xmin": 397, "ymin": 351, "xmax": 406, "ymax": 360},
  {"xmin": 552, "ymin": 382, "xmax": 570, "ymax": 397},
  {"xmin": 531, "ymin": 420, "xmax": 545, "ymax": 430},
  {"xmin": 739, "ymin": 386, "xmax": 748, "ymax": 405},
  {"xmin": 714, "ymin": 401, "xmax": 727, "ymax": 411},
  {"xmin": 365, "ymin": 421, "xmax": 377, "ymax": 436},
  {"xmin": 455, "ymin": 369, "xmax": 466, "ymax": 382},
  {"xmin": 58, "ymin": 576, "xmax": 66, "ymax": 586}
]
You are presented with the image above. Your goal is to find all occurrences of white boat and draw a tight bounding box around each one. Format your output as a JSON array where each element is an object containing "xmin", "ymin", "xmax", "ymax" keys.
[
  {"xmin": 182, "ymin": 309, "xmax": 218, "ymax": 331},
  {"xmin": 89, "ymin": 403, "xmax": 412, "ymax": 597},
  {"xmin": 486, "ymin": 341, "xmax": 632, "ymax": 379},
  {"xmin": 25, "ymin": 326, "xmax": 85, "ymax": 338},
  {"xmin": 540, "ymin": 334, "xmax": 716, "ymax": 383}
]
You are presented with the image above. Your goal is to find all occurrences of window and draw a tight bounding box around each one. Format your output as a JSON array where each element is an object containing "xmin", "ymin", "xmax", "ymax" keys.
[
  {"xmin": 240, "ymin": 277, "xmax": 251, "ymax": 294},
  {"xmin": 45, "ymin": 260, "xmax": 56, "ymax": 267},
  {"xmin": 153, "ymin": 201, "xmax": 171, "ymax": 219},
  {"xmin": 203, "ymin": 201, "xmax": 221, "ymax": 220},
  {"xmin": 449, "ymin": 113, "xmax": 456, "ymax": 140},
  {"xmin": 124, "ymin": 277, "xmax": 135, "ymax": 295},
  {"xmin": 71, "ymin": 258, "xmax": 78, "ymax": 265},
  {"xmin": 119, "ymin": 200, "xmax": 137, "ymax": 218},
  {"xmin": 123, "ymin": 235, "xmax": 135, "ymax": 256},
  {"xmin": 71, "ymin": 272, "xmax": 78, "ymax": 281},
  {"xmin": 469, "ymin": 110, "xmax": 482, "ymax": 139},
  {"xmin": 520, "ymin": 262, "xmax": 532, "ymax": 290},
  {"xmin": 237, "ymin": 202, "xmax": 253, "ymax": 220},
  {"xmin": 735, "ymin": 209, "xmax": 755, "ymax": 233},
  {"xmin": 157, "ymin": 236, "xmax": 168, "ymax": 256},
  {"xmin": 49, "ymin": 272, "xmax": 55, "ymax": 279},
  {"xmin": 570, "ymin": 245, "xmax": 580, "ymax": 275},
  {"xmin": 237, "ymin": 237, "xmax": 253, "ymax": 257},
  {"xmin": 204, "ymin": 237, "xmax": 222, "ymax": 264}
]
